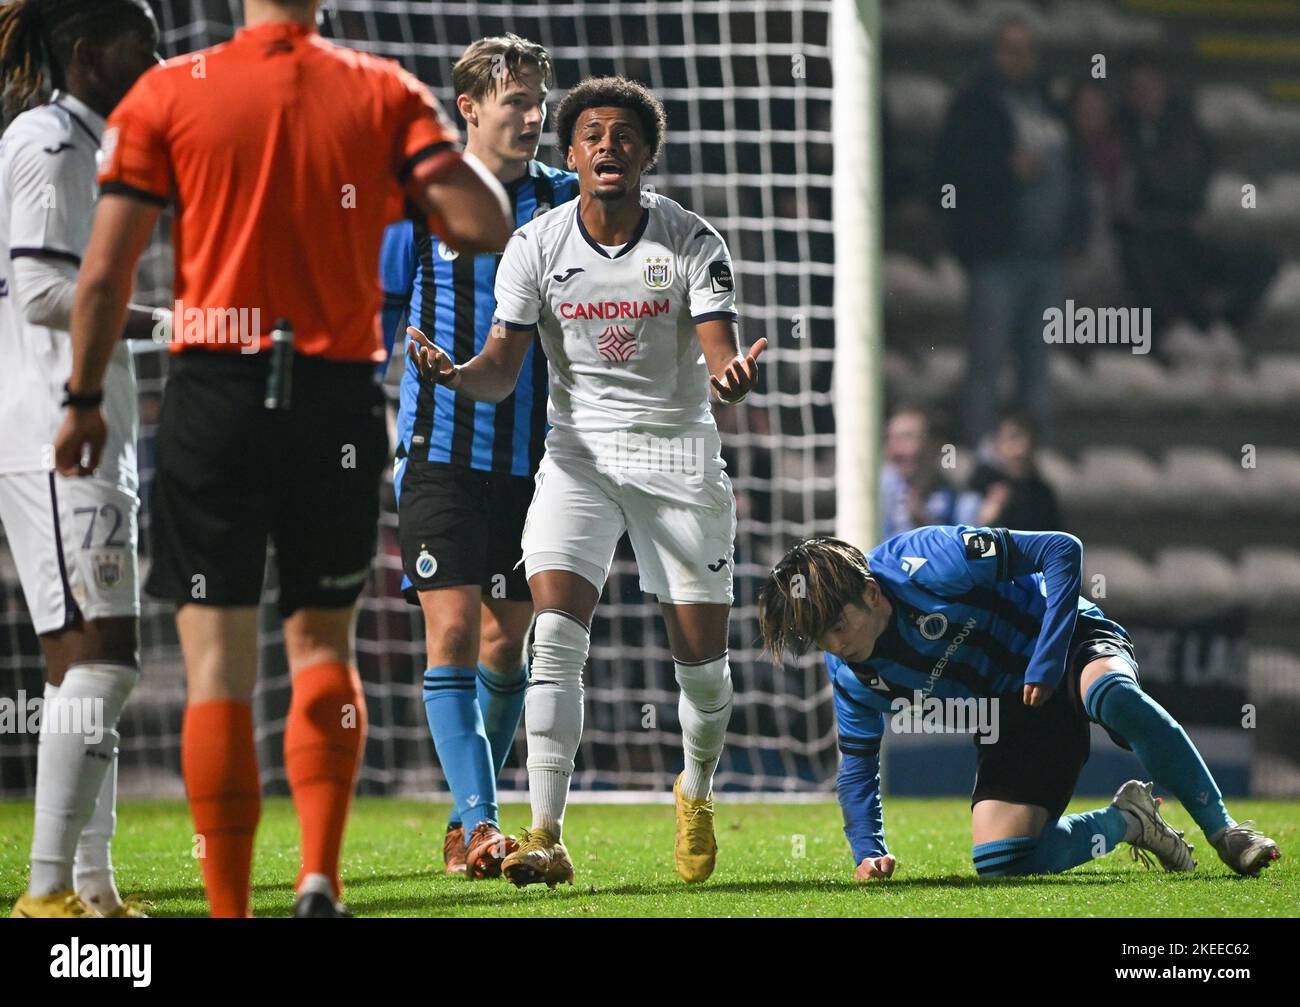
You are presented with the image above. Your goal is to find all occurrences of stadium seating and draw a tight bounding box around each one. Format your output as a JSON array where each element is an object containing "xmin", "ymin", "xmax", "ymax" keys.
[{"xmin": 881, "ymin": 0, "xmax": 1300, "ymax": 791}]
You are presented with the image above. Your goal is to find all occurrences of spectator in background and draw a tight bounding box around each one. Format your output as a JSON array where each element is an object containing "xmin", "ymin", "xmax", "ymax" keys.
[
  {"xmin": 1072, "ymin": 82, "xmax": 1123, "ymax": 200},
  {"xmin": 936, "ymin": 17, "xmax": 1089, "ymax": 447},
  {"xmin": 956, "ymin": 408, "xmax": 1061, "ymax": 531},
  {"xmin": 1065, "ymin": 82, "xmax": 1125, "ymax": 307},
  {"xmin": 880, "ymin": 404, "xmax": 959, "ymax": 538},
  {"xmin": 1115, "ymin": 64, "xmax": 1279, "ymax": 366}
]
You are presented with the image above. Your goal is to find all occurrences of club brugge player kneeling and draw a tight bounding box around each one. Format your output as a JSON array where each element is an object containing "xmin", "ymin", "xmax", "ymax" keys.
[{"xmin": 758, "ymin": 528, "xmax": 1281, "ymax": 881}]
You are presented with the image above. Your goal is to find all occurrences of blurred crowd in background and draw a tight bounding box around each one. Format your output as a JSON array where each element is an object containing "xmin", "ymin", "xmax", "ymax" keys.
[{"xmin": 880, "ymin": 13, "xmax": 1283, "ymax": 542}]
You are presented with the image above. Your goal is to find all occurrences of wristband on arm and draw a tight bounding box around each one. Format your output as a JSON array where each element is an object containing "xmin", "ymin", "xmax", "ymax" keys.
[{"xmin": 61, "ymin": 383, "xmax": 103, "ymax": 410}]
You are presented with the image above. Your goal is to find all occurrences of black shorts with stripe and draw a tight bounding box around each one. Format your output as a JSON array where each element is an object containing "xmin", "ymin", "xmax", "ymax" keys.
[
  {"xmin": 146, "ymin": 351, "xmax": 388, "ymax": 617},
  {"xmin": 395, "ymin": 460, "xmax": 533, "ymax": 604},
  {"xmin": 970, "ymin": 617, "xmax": 1139, "ymax": 820}
]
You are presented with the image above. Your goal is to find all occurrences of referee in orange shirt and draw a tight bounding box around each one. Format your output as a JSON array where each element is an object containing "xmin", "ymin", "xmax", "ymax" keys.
[{"xmin": 55, "ymin": 0, "xmax": 512, "ymax": 918}]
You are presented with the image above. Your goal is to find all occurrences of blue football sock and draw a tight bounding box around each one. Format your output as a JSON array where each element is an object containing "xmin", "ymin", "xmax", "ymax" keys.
[
  {"xmin": 477, "ymin": 661, "xmax": 528, "ymax": 778},
  {"xmin": 423, "ymin": 665, "xmax": 497, "ymax": 835},
  {"xmin": 973, "ymin": 807, "xmax": 1129, "ymax": 877},
  {"xmin": 972, "ymin": 836, "xmax": 1038, "ymax": 877},
  {"xmin": 1085, "ymin": 671, "xmax": 1233, "ymax": 838}
]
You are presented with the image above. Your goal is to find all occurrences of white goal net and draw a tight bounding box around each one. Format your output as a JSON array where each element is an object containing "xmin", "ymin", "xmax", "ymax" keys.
[{"xmin": 0, "ymin": 0, "xmax": 853, "ymax": 799}]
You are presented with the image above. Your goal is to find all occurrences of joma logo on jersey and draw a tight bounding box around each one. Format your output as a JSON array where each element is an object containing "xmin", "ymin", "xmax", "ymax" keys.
[
  {"xmin": 596, "ymin": 324, "xmax": 638, "ymax": 362},
  {"xmin": 559, "ymin": 299, "xmax": 669, "ymax": 320},
  {"xmin": 644, "ymin": 255, "xmax": 673, "ymax": 289}
]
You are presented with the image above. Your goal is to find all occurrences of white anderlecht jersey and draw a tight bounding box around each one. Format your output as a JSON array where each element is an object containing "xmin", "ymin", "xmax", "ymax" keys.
[
  {"xmin": 493, "ymin": 190, "xmax": 738, "ymax": 441},
  {"xmin": 0, "ymin": 93, "xmax": 138, "ymax": 490}
]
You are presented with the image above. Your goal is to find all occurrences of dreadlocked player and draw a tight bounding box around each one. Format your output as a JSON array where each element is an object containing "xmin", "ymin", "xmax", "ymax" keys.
[{"xmin": 0, "ymin": 0, "xmax": 162, "ymax": 918}]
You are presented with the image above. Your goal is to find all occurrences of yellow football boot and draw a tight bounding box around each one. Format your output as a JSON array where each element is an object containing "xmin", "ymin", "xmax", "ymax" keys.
[
  {"xmin": 10, "ymin": 890, "xmax": 99, "ymax": 918},
  {"xmin": 501, "ymin": 827, "xmax": 575, "ymax": 889},
  {"xmin": 97, "ymin": 895, "xmax": 152, "ymax": 918},
  {"xmin": 673, "ymin": 772, "xmax": 717, "ymax": 883}
]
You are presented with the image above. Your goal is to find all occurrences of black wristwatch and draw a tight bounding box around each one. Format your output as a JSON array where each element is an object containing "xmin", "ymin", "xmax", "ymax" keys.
[{"xmin": 61, "ymin": 382, "xmax": 104, "ymax": 409}]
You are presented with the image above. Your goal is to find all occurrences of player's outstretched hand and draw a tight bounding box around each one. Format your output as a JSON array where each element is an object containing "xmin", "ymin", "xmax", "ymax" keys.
[
  {"xmin": 710, "ymin": 336, "xmax": 767, "ymax": 403},
  {"xmin": 855, "ymin": 854, "xmax": 896, "ymax": 882},
  {"xmin": 53, "ymin": 407, "xmax": 106, "ymax": 477},
  {"xmin": 1023, "ymin": 683, "xmax": 1053, "ymax": 708},
  {"xmin": 407, "ymin": 325, "xmax": 460, "ymax": 388}
]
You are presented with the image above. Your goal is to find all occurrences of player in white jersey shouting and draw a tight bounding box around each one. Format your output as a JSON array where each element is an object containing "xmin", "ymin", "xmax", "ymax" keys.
[
  {"xmin": 407, "ymin": 76, "xmax": 764, "ymax": 887},
  {"xmin": 0, "ymin": 0, "xmax": 163, "ymax": 918}
]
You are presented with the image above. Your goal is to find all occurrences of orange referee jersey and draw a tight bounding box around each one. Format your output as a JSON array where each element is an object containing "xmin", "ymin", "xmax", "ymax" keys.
[{"xmin": 98, "ymin": 20, "xmax": 459, "ymax": 362}]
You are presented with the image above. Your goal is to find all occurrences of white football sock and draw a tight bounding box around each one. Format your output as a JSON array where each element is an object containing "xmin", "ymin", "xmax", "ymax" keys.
[
  {"xmin": 525, "ymin": 611, "xmax": 589, "ymax": 837},
  {"xmin": 28, "ymin": 663, "xmax": 137, "ymax": 897},
  {"xmin": 75, "ymin": 732, "xmax": 122, "ymax": 912},
  {"xmin": 29, "ymin": 682, "xmax": 66, "ymax": 896},
  {"xmin": 675, "ymin": 653, "xmax": 733, "ymax": 800}
]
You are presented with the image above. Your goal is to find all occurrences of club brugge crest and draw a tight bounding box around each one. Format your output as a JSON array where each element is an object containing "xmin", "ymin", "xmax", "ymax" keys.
[
  {"xmin": 917, "ymin": 612, "xmax": 949, "ymax": 641},
  {"xmin": 92, "ymin": 552, "xmax": 123, "ymax": 590},
  {"xmin": 531, "ymin": 201, "xmax": 551, "ymax": 220},
  {"xmin": 643, "ymin": 255, "xmax": 673, "ymax": 289},
  {"xmin": 416, "ymin": 549, "xmax": 437, "ymax": 579}
]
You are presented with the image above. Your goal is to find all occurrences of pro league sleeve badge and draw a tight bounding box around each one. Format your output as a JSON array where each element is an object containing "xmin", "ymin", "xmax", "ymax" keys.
[
  {"xmin": 962, "ymin": 530, "xmax": 997, "ymax": 560},
  {"xmin": 708, "ymin": 260, "xmax": 733, "ymax": 293}
]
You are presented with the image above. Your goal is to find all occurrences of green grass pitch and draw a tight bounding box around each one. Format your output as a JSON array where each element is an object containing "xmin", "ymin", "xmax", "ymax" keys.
[{"xmin": 2, "ymin": 797, "xmax": 1296, "ymax": 917}]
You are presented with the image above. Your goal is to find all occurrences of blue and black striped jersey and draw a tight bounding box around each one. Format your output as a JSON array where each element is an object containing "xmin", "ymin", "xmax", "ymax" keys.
[
  {"xmin": 827, "ymin": 525, "xmax": 1125, "ymax": 742},
  {"xmin": 824, "ymin": 526, "xmax": 1127, "ymax": 863},
  {"xmin": 381, "ymin": 159, "xmax": 579, "ymax": 476}
]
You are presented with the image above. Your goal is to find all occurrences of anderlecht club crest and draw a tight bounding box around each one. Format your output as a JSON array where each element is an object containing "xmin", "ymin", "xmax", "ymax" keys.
[{"xmin": 644, "ymin": 255, "xmax": 673, "ymax": 289}]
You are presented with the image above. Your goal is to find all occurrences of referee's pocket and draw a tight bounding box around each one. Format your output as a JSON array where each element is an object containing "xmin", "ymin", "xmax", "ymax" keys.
[{"xmin": 323, "ymin": 386, "xmax": 388, "ymax": 494}]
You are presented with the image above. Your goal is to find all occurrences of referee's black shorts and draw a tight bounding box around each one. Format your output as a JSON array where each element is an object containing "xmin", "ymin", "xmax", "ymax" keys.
[
  {"xmin": 146, "ymin": 350, "xmax": 388, "ymax": 618},
  {"xmin": 394, "ymin": 459, "xmax": 533, "ymax": 604},
  {"xmin": 970, "ymin": 618, "xmax": 1140, "ymax": 821}
]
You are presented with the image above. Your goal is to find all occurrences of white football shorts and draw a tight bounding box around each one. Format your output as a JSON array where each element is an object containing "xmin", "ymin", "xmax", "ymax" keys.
[
  {"xmin": 521, "ymin": 434, "xmax": 736, "ymax": 605},
  {"xmin": 0, "ymin": 470, "xmax": 140, "ymax": 634}
]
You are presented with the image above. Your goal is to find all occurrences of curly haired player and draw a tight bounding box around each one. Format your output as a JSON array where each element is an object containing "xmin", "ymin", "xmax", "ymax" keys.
[{"xmin": 408, "ymin": 76, "xmax": 764, "ymax": 887}]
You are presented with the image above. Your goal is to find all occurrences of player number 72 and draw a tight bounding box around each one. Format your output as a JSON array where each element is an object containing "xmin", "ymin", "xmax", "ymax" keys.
[{"xmin": 74, "ymin": 504, "xmax": 127, "ymax": 550}]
